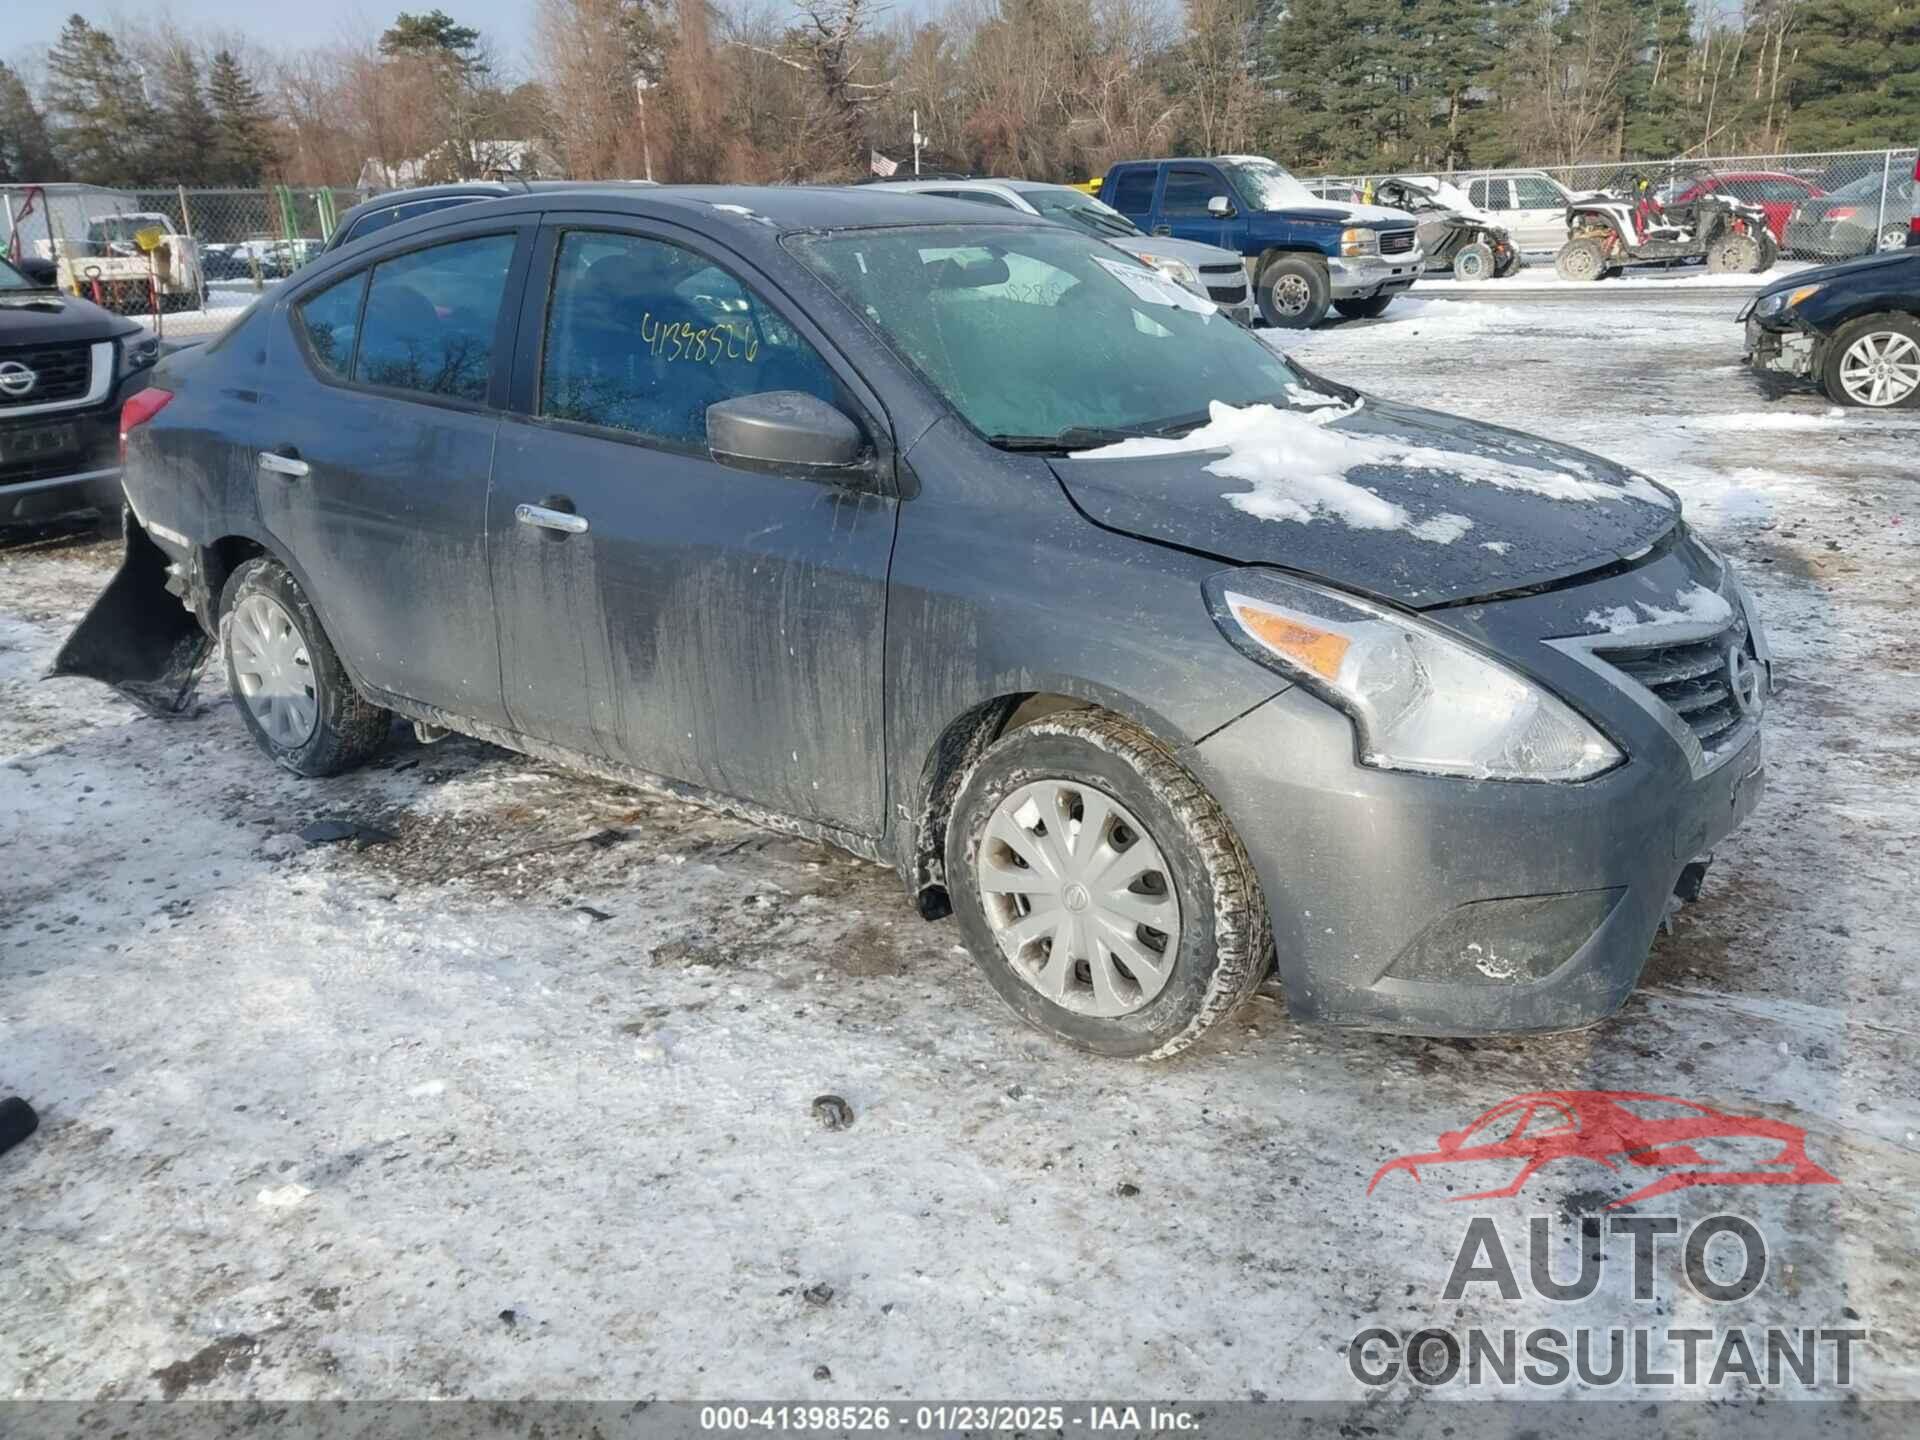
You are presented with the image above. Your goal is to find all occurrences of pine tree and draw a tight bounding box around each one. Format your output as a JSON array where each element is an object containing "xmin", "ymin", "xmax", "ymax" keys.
[
  {"xmin": 207, "ymin": 50, "xmax": 279, "ymax": 184},
  {"xmin": 152, "ymin": 43, "xmax": 220, "ymax": 186},
  {"xmin": 0, "ymin": 61, "xmax": 65, "ymax": 183},
  {"xmin": 43, "ymin": 16, "xmax": 162, "ymax": 183},
  {"xmin": 1787, "ymin": 0, "xmax": 1920, "ymax": 150}
]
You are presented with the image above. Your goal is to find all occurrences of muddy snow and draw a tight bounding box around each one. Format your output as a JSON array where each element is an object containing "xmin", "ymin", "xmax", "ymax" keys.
[{"xmin": 4, "ymin": 290, "xmax": 1919, "ymax": 1411}]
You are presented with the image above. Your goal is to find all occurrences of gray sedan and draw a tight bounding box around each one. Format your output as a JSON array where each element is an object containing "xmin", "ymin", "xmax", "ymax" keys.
[{"xmin": 60, "ymin": 185, "xmax": 1768, "ymax": 1058}]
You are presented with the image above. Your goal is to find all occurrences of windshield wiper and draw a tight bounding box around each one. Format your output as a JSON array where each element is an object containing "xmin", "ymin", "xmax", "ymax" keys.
[{"xmin": 987, "ymin": 419, "xmax": 1203, "ymax": 453}]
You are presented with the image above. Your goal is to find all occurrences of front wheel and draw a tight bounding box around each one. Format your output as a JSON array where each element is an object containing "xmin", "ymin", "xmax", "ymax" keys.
[
  {"xmin": 1452, "ymin": 242, "xmax": 1496, "ymax": 282},
  {"xmin": 1333, "ymin": 294, "xmax": 1395, "ymax": 320},
  {"xmin": 1555, "ymin": 237, "xmax": 1608, "ymax": 281},
  {"xmin": 946, "ymin": 709, "xmax": 1271, "ymax": 1060},
  {"xmin": 1256, "ymin": 255, "xmax": 1331, "ymax": 328},
  {"xmin": 1821, "ymin": 314, "xmax": 1920, "ymax": 409},
  {"xmin": 221, "ymin": 557, "xmax": 392, "ymax": 776}
]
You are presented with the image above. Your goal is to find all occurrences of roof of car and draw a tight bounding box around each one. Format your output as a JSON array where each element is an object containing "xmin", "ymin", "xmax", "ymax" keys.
[{"xmin": 498, "ymin": 183, "xmax": 1055, "ymax": 232}]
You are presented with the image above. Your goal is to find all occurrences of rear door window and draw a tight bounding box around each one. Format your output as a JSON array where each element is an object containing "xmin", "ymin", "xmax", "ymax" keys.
[
  {"xmin": 355, "ymin": 234, "xmax": 516, "ymax": 403},
  {"xmin": 1469, "ymin": 179, "xmax": 1511, "ymax": 211},
  {"xmin": 538, "ymin": 230, "xmax": 838, "ymax": 449},
  {"xmin": 1107, "ymin": 168, "xmax": 1156, "ymax": 216},
  {"xmin": 294, "ymin": 271, "xmax": 367, "ymax": 379}
]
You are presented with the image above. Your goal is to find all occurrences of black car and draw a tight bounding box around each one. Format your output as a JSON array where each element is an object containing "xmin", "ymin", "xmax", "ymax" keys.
[
  {"xmin": 1784, "ymin": 167, "xmax": 1916, "ymax": 261},
  {"xmin": 1, "ymin": 252, "xmax": 160, "ymax": 526},
  {"xmin": 1743, "ymin": 249, "xmax": 1920, "ymax": 408},
  {"xmin": 325, "ymin": 181, "xmax": 599, "ymax": 254},
  {"xmin": 59, "ymin": 186, "xmax": 1770, "ymax": 1058}
]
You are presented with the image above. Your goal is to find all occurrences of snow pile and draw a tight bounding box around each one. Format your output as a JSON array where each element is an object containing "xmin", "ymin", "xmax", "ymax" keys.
[
  {"xmin": 1075, "ymin": 397, "xmax": 1669, "ymax": 543},
  {"xmin": 1583, "ymin": 582, "xmax": 1734, "ymax": 634}
]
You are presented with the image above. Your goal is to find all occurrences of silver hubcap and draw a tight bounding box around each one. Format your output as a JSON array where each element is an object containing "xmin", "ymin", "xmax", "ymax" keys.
[
  {"xmin": 975, "ymin": 779, "xmax": 1181, "ymax": 1017},
  {"xmin": 1268, "ymin": 274, "xmax": 1311, "ymax": 315},
  {"xmin": 229, "ymin": 593, "xmax": 317, "ymax": 746},
  {"xmin": 1879, "ymin": 225, "xmax": 1907, "ymax": 252},
  {"xmin": 1566, "ymin": 247, "xmax": 1598, "ymax": 279},
  {"xmin": 1839, "ymin": 332, "xmax": 1920, "ymax": 407}
]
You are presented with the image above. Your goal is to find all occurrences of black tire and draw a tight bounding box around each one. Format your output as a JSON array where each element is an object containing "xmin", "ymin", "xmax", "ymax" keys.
[
  {"xmin": 1256, "ymin": 254, "xmax": 1331, "ymax": 328},
  {"xmin": 1706, "ymin": 231, "xmax": 1760, "ymax": 274},
  {"xmin": 946, "ymin": 709, "xmax": 1272, "ymax": 1060},
  {"xmin": 1555, "ymin": 237, "xmax": 1608, "ymax": 281},
  {"xmin": 220, "ymin": 557, "xmax": 391, "ymax": 777},
  {"xmin": 1333, "ymin": 294, "xmax": 1395, "ymax": 320},
  {"xmin": 1494, "ymin": 249, "xmax": 1522, "ymax": 278},
  {"xmin": 1819, "ymin": 313, "xmax": 1920, "ymax": 410},
  {"xmin": 1452, "ymin": 241, "xmax": 1496, "ymax": 282},
  {"xmin": 1751, "ymin": 231, "xmax": 1779, "ymax": 273}
]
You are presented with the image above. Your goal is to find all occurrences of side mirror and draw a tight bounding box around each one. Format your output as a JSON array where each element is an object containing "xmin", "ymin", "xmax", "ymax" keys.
[
  {"xmin": 1206, "ymin": 195, "xmax": 1235, "ymax": 219},
  {"xmin": 707, "ymin": 391, "xmax": 868, "ymax": 479}
]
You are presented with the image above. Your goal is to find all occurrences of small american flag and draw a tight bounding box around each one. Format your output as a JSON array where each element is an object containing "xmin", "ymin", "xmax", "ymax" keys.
[{"xmin": 870, "ymin": 150, "xmax": 899, "ymax": 177}]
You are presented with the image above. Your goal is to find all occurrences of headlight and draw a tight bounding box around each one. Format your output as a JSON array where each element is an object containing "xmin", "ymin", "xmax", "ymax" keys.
[
  {"xmin": 1136, "ymin": 253, "xmax": 1201, "ymax": 293},
  {"xmin": 117, "ymin": 332, "xmax": 160, "ymax": 380},
  {"xmin": 1755, "ymin": 283, "xmax": 1822, "ymax": 318},
  {"xmin": 1208, "ymin": 573, "xmax": 1622, "ymax": 782},
  {"xmin": 1340, "ymin": 227, "xmax": 1380, "ymax": 257}
]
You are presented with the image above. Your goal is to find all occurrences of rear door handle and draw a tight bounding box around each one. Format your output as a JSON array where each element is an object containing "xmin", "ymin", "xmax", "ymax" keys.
[
  {"xmin": 1152, "ymin": 225, "xmax": 1172, "ymax": 236},
  {"xmin": 257, "ymin": 449, "xmax": 308, "ymax": 479},
  {"xmin": 515, "ymin": 503, "xmax": 589, "ymax": 535}
]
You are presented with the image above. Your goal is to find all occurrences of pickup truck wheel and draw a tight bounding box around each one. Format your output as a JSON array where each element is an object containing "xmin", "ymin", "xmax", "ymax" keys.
[
  {"xmin": 221, "ymin": 558, "xmax": 391, "ymax": 777},
  {"xmin": 1822, "ymin": 315, "xmax": 1920, "ymax": 409},
  {"xmin": 1452, "ymin": 242, "xmax": 1495, "ymax": 282},
  {"xmin": 1554, "ymin": 238, "xmax": 1608, "ymax": 281},
  {"xmin": 946, "ymin": 709, "xmax": 1271, "ymax": 1060},
  {"xmin": 1256, "ymin": 256, "xmax": 1330, "ymax": 328},
  {"xmin": 1333, "ymin": 295, "xmax": 1395, "ymax": 320}
]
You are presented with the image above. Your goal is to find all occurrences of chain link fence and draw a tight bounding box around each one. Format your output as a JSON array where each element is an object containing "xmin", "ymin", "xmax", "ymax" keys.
[
  {"xmin": 1306, "ymin": 148, "xmax": 1918, "ymax": 262},
  {"xmin": 3, "ymin": 182, "xmax": 360, "ymax": 340}
]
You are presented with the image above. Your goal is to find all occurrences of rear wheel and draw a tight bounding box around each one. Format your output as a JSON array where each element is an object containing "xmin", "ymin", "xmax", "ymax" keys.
[
  {"xmin": 1494, "ymin": 249, "xmax": 1522, "ymax": 278},
  {"xmin": 946, "ymin": 709, "xmax": 1271, "ymax": 1060},
  {"xmin": 1821, "ymin": 314, "xmax": 1920, "ymax": 409},
  {"xmin": 1554, "ymin": 238, "xmax": 1608, "ymax": 282},
  {"xmin": 1452, "ymin": 242, "xmax": 1495, "ymax": 282},
  {"xmin": 1878, "ymin": 222, "xmax": 1909, "ymax": 253},
  {"xmin": 1751, "ymin": 231, "xmax": 1779, "ymax": 272},
  {"xmin": 221, "ymin": 558, "xmax": 391, "ymax": 777},
  {"xmin": 1256, "ymin": 255, "xmax": 1331, "ymax": 328},
  {"xmin": 1333, "ymin": 294, "xmax": 1395, "ymax": 320},
  {"xmin": 1706, "ymin": 231, "xmax": 1761, "ymax": 273}
]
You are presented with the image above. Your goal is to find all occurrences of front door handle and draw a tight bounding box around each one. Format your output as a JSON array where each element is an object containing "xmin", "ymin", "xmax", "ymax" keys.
[
  {"xmin": 515, "ymin": 502, "xmax": 589, "ymax": 535},
  {"xmin": 257, "ymin": 449, "xmax": 309, "ymax": 479}
]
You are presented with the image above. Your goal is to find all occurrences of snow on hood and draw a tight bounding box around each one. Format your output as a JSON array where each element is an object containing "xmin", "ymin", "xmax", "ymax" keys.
[
  {"xmin": 1049, "ymin": 394, "xmax": 1682, "ymax": 607},
  {"xmin": 1074, "ymin": 397, "xmax": 1673, "ymax": 544}
]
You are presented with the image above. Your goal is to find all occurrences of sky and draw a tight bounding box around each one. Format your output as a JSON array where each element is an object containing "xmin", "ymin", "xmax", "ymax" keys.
[{"xmin": 6, "ymin": 1, "xmax": 544, "ymax": 73}]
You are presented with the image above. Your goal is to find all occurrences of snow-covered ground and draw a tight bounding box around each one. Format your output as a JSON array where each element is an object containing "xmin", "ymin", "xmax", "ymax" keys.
[
  {"xmin": 1415, "ymin": 258, "xmax": 1818, "ymax": 295},
  {"xmin": 4, "ymin": 290, "xmax": 1919, "ymax": 1412}
]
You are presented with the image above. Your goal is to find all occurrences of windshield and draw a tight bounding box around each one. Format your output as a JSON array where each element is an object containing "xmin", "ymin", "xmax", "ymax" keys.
[
  {"xmin": 1025, "ymin": 188, "xmax": 1142, "ymax": 240},
  {"xmin": 86, "ymin": 216, "xmax": 165, "ymax": 250},
  {"xmin": 1831, "ymin": 170, "xmax": 1916, "ymax": 201},
  {"xmin": 1217, "ymin": 157, "xmax": 1319, "ymax": 212},
  {"xmin": 789, "ymin": 225, "xmax": 1303, "ymax": 444}
]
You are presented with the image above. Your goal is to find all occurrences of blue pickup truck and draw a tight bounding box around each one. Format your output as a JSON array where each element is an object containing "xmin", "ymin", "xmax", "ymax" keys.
[{"xmin": 1100, "ymin": 155, "xmax": 1423, "ymax": 328}]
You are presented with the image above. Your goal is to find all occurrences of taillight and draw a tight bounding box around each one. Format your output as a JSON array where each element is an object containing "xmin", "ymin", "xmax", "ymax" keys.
[
  {"xmin": 119, "ymin": 388, "xmax": 173, "ymax": 464},
  {"xmin": 1826, "ymin": 207, "xmax": 1857, "ymax": 221}
]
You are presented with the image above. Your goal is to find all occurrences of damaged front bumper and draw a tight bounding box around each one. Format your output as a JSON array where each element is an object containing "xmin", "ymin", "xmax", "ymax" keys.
[
  {"xmin": 1744, "ymin": 313, "xmax": 1818, "ymax": 378},
  {"xmin": 1194, "ymin": 546, "xmax": 1770, "ymax": 1037},
  {"xmin": 1328, "ymin": 251, "xmax": 1424, "ymax": 300}
]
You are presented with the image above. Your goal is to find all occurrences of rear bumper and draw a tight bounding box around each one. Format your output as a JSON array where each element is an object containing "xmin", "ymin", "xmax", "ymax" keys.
[{"xmin": 1200, "ymin": 692, "xmax": 1765, "ymax": 1035}]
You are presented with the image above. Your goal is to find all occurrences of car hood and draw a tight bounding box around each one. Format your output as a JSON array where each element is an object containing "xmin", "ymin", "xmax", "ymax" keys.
[
  {"xmin": 1048, "ymin": 395, "xmax": 1680, "ymax": 608},
  {"xmin": 1757, "ymin": 248, "xmax": 1920, "ymax": 295},
  {"xmin": 1266, "ymin": 201, "xmax": 1418, "ymax": 230},
  {"xmin": 1109, "ymin": 236, "xmax": 1245, "ymax": 270},
  {"xmin": 0, "ymin": 290, "xmax": 136, "ymax": 346}
]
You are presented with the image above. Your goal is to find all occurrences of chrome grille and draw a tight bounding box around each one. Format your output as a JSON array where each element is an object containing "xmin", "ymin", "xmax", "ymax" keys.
[
  {"xmin": 1595, "ymin": 623, "xmax": 1755, "ymax": 749},
  {"xmin": 0, "ymin": 342, "xmax": 92, "ymax": 407},
  {"xmin": 1379, "ymin": 229, "xmax": 1416, "ymax": 256}
]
